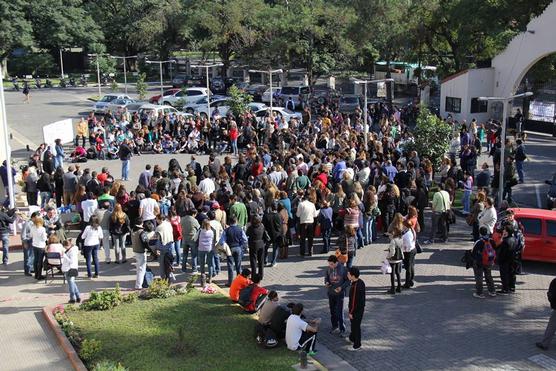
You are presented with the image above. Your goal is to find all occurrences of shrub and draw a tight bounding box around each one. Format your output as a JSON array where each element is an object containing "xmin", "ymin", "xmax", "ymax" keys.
[
  {"xmin": 110, "ymin": 80, "xmax": 119, "ymax": 92},
  {"xmin": 136, "ymin": 73, "xmax": 148, "ymax": 100},
  {"xmin": 79, "ymin": 339, "xmax": 102, "ymax": 362},
  {"xmin": 122, "ymin": 292, "xmax": 138, "ymax": 304},
  {"xmin": 81, "ymin": 284, "xmax": 122, "ymax": 311},
  {"xmin": 144, "ymin": 278, "xmax": 176, "ymax": 299},
  {"xmin": 92, "ymin": 360, "xmax": 128, "ymax": 371}
]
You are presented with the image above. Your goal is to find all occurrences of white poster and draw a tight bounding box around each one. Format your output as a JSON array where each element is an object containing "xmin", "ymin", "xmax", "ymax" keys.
[
  {"xmin": 43, "ymin": 119, "xmax": 74, "ymax": 147},
  {"xmin": 529, "ymin": 101, "xmax": 555, "ymax": 122},
  {"xmin": 377, "ymin": 82, "xmax": 386, "ymax": 97}
]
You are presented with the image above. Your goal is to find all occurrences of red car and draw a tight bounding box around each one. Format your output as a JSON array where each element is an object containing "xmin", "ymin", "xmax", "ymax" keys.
[
  {"xmin": 495, "ymin": 208, "xmax": 556, "ymax": 263},
  {"xmin": 148, "ymin": 88, "xmax": 181, "ymax": 104}
]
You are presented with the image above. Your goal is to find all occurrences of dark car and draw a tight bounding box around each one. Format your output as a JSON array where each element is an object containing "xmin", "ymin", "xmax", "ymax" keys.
[
  {"xmin": 245, "ymin": 84, "xmax": 268, "ymax": 102},
  {"xmin": 172, "ymin": 75, "xmax": 206, "ymax": 88},
  {"xmin": 211, "ymin": 77, "xmax": 226, "ymax": 94},
  {"xmin": 546, "ymin": 173, "xmax": 556, "ymax": 209}
]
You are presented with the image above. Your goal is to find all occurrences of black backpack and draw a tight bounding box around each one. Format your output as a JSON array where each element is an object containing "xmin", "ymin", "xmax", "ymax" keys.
[{"xmin": 238, "ymin": 284, "xmax": 255, "ymax": 307}]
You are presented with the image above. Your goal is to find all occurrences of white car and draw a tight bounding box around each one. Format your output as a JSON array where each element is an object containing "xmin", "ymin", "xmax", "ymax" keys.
[
  {"xmin": 254, "ymin": 107, "xmax": 302, "ymax": 124},
  {"xmin": 182, "ymin": 95, "xmax": 228, "ymax": 114},
  {"xmin": 247, "ymin": 102, "xmax": 268, "ymax": 112},
  {"xmin": 195, "ymin": 98, "xmax": 231, "ymax": 118},
  {"xmin": 93, "ymin": 94, "xmax": 131, "ymax": 113},
  {"xmin": 261, "ymin": 87, "xmax": 281, "ymax": 103},
  {"xmin": 105, "ymin": 98, "xmax": 139, "ymax": 113},
  {"xmin": 158, "ymin": 87, "xmax": 212, "ymax": 108},
  {"xmin": 137, "ymin": 104, "xmax": 193, "ymax": 120}
]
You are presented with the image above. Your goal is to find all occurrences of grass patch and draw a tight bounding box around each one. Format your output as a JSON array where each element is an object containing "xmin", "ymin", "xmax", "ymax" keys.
[
  {"xmin": 66, "ymin": 290, "xmax": 297, "ymax": 371},
  {"xmin": 428, "ymin": 187, "xmax": 463, "ymax": 209}
]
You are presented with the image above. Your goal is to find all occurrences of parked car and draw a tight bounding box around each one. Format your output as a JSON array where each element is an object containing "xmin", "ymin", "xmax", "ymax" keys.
[
  {"xmin": 262, "ymin": 87, "xmax": 282, "ymax": 104},
  {"xmin": 149, "ymin": 88, "xmax": 181, "ymax": 104},
  {"xmin": 182, "ymin": 95, "xmax": 228, "ymax": 114},
  {"xmin": 338, "ymin": 95, "xmax": 361, "ymax": 113},
  {"xmin": 195, "ymin": 98, "xmax": 231, "ymax": 118},
  {"xmin": 211, "ymin": 77, "xmax": 226, "ymax": 94},
  {"xmin": 137, "ymin": 104, "xmax": 193, "ymax": 120},
  {"xmin": 171, "ymin": 75, "xmax": 188, "ymax": 88},
  {"xmin": 546, "ymin": 173, "xmax": 556, "ymax": 209},
  {"xmin": 159, "ymin": 87, "xmax": 212, "ymax": 108},
  {"xmin": 105, "ymin": 98, "xmax": 139, "ymax": 113},
  {"xmin": 499, "ymin": 208, "xmax": 556, "ymax": 263},
  {"xmin": 245, "ymin": 84, "xmax": 268, "ymax": 102},
  {"xmin": 93, "ymin": 93, "xmax": 131, "ymax": 113},
  {"xmin": 253, "ymin": 107, "xmax": 302, "ymax": 124},
  {"xmin": 280, "ymin": 85, "xmax": 310, "ymax": 109},
  {"xmin": 247, "ymin": 102, "xmax": 268, "ymax": 112}
]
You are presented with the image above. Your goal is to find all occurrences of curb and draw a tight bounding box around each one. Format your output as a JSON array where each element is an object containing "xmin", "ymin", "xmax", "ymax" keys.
[{"xmin": 42, "ymin": 306, "xmax": 87, "ymax": 371}]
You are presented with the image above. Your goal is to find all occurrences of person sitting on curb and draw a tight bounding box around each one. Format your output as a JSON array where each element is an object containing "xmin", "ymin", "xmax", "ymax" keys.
[
  {"xmin": 285, "ymin": 303, "xmax": 320, "ymax": 356},
  {"xmin": 238, "ymin": 274, "xmax": 269, "ymax": 314},
  {"xmin": 229, "ymin": 268, "xmax": 251, "ymax": 302}
]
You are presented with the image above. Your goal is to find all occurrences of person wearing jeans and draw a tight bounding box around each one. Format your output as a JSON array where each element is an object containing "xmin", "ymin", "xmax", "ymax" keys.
[
  {"xmin": 219, "ymin": 217, "xmax": 247, "ymax": 286},
  {"xmin": 29, "ymin": 216, "xmax": 47, "ymax": 279},
  {"xmin": 131, "ymin": 222, "xmax": 147, "ymax": 289},
  {"xmin": 318, "ymin": 203, "xmax": 333, "ymax": 253},
  {"xmin": 180, "ymin": 209, "xmax": 200, "ymax": 273},
  {"xmin": 109, "ymin": 204, "xmax": 130, "ymax": 264},
  {"xmin": 117, "ymin": 140, "xmax": 132, "ymax": 181},
  {"xmin": 156, "ymin": 215, "xmax": 175, "ymax": 279},
  {"xmin": 197, "ymin": 220, "xmax": 215, "ymax": 285},
  {"xmin": 81, "ymin": 216, "xmax": 103, "ymax": 278},
  {"xmin": 61, "ymin": 240, "xmax": 80, "ymax": 303},
  {"xmin": 297, "ymin": 196, "xmax": 318, "ymax": 256},
  {"xmin": 461, "ymin": 173, "xmax": 473, "ymax": 214},
  {"xmin": 325, "ymin": 255, "xmax": 350, "ymax": 336},
  {"xmin": 21, "ymin": 213, "xmax": 37, "ymax": 275},
  {"xmin": 471, "ymin": 227, "xmax": 497, "ymax": 298},
  {"xmin": 536, "ymin": 278, "xmax": 556, "ymax": 351}
]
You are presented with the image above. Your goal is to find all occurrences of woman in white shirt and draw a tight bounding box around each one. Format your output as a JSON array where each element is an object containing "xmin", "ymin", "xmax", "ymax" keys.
[
  {"xmin": 81, "ymin": 215, "xmax": 103, "ymax": 278},
  {"xmin": 30, "ymin": 216, "xmax": 48, "ymax": 280},
  {"xmin": 401, "ymin": 220, "xmax": 417, "ymax": 289},
  {"xmin": 46, "ymin": 235, "xmax": 64, "ymax": 266},
  {"xmin": 62, "ymin": 239, "xmax": 80, "ymax": 303}
]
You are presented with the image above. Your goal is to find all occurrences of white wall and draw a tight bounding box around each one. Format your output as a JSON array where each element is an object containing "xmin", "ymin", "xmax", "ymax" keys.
[
  {"xmin": 466, "ymin": 68, "xmax": 494, "ymax": 124},
  {"xmin": 440, "ymin": 71, "xmax": 468, "ymax": 122}
]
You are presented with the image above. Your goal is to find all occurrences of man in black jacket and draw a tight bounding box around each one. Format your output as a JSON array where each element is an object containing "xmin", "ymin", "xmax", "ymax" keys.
[
  {"xmin": 0, "ymin": 208, "xmax": 16, "ymax": 264},
  {"xmin": 263, "ymin": 202, "xmax": 283, "ymax": 267},
  {"xmin": 497, "ymin": 225, "xmax": 517, "ymax": 295},
  {"xmin": 348, "ymin": 266, "xmax": 366, "ymax": 350},
  {"xmin": 536, "ymin": 278, "xmax": 556, "ymax": 350}
]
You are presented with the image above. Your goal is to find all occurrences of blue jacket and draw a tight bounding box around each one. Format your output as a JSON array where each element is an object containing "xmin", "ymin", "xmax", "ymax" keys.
[{"xmin": 325, "ymin": 263, "xmax": 350, "ymax": 296}]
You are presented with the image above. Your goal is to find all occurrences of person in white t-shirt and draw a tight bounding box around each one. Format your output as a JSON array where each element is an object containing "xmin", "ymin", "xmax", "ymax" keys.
[
  {"xmin": 139, "ymin": 190, "xmax": 160, "ymax": 224},
  {"xmin": 285, "ymin": 303, "xmax": 319, "ymax": 354}
]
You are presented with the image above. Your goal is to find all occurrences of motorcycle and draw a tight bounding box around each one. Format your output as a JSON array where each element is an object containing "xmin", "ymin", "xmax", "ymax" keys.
[
  {"xmin": 79, "ymin": 75, "xmax": 87, "ymax": 87},
  {"xmin": 59, "ymin": 78, "xmax": 67, "ymax": 88},
  {"xmin": 45, "ymin": 78, "xmax": 53, "ymax": 88},
  {"xmin": 35, "ymin": 78, "xmax": 42, "ymax": 89},
  {"xmin": 12, "ymin": 78, "xmax": 20, "ymax": 91},
  {"xmin": 101, "ymin": 74, "xmax": 108, "ymax": 86},
  {"xmin": 69, "ymin": 77, "xmax": 77, "ymax": 87}
]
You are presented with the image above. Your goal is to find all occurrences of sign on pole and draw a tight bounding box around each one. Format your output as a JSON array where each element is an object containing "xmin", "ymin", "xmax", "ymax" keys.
[{"xmin": 377, "ymin": 82, "xmax": 386, "ymax": 97}]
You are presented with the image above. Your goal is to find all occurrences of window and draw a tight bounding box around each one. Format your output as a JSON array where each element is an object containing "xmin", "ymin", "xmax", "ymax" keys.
[
  {"xmin": 187, "ymin": 90, "xmax": 202, "ymax": 96},
  {"xmin": 518, "ymin": 218, "xmax": 542, "ymax": 235},
  {"xmin": 547, "ymin": 220, "xmax": 556, "ymax": 237},
  {"xmin": 445, "ymin": 97, "xmax": 461, "ymax": 113},
  {"xmin": 470, "ymin": 98, "xmax": 488, "ymax": 113}
]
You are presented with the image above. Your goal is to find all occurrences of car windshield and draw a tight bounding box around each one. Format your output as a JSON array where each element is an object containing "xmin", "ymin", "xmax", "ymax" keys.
[
  {"xmin": 99, "ymin": 95, "xmax": 117, "ymax": 102},
  {"xmin": 341, "ymin": 97, "xmax": 359, "ymax": 104},
  {"xmin": 162, "ymin": 90, "xmax": 176, "ymax": 96},
  {"xmin": 196, "ymin": 97, "xmax": 208, "ymax": 104},
  {"xmin": 281, "ymin": 87, "xmax": 299, "ymax": 95}
]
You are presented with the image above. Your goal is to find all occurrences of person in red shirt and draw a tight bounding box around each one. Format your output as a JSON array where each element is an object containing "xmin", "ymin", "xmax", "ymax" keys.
[
  {"xmin": 242, "ymin": 274, "xmax": 269, "ymax": 313},
  {"xmin": 251, "ymin": 158, "xmax": 263, "ymax": 177},
  {"xmin": 229, "ymin": 268, "xmax": 251, "ymax": 302},
  {"xmin": 229, "ymin": 124, "xmax": 239, "ymax": 155}
]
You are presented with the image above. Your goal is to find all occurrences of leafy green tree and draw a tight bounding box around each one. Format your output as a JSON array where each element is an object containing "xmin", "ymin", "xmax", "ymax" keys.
[
  {"xmin": 136, "ymin": 73, "xmax": 148, "ymax": 100},
  {"xmin": 0, "ymin": 0, "xmax": 33, "ymax": 77},
  {"xmin": 227, "ymin": 85, "xmax": 253, "ymax": 116},
  {"xmin": 407, "ymin": 107, "xmax": 452, "ymax": 169}
]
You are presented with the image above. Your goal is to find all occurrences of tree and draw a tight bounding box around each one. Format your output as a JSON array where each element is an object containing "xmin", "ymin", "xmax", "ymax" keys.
[
  {"xmin": 407, "ymin": 107, "xmax": 452, "ymax": 169},
  {"xmin": 136, "ymin": 73, "xmax": 148, "ymax": 100},
  {"xmin": 0, "ymin": 0, "xmax": 33, "ymax": 77},
  {"xmin": 227, "ymin": 85, "xmax": 253, "ymax": 117}
]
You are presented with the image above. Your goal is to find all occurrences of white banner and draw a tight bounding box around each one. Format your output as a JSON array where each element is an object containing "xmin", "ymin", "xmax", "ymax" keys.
[
  {"xmin": 377, "ymin": 82, "xmax": 386, "ymax": 97},
  {"xmin": 43, "ymin": 119, "xmax": 74, "ymax": 148}
]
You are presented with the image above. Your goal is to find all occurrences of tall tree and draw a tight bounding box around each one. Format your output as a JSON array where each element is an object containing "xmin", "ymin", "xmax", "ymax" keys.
[{"xmin": 0, "ymin": 0, "xmax": 33, "ymax": 77}]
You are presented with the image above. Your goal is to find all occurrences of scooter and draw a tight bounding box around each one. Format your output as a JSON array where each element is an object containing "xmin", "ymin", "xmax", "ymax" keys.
[
  {"xmin": 59, "ymin": 78, "xmax": 67, "ymax": 88},
  {"xmin": 69, "ymin": 77, "xmax": 77, "ymax": 87},
  {"xmin": 12, "ymin": 78, "xmax": 20, "ymax": 91},
  {"xmin": 45, "ymin": 78, "xmax": 53, "ymax": 88},
  {"xmin": 79, "ymin": 75, "xmax": 87, "ymax": 87},
  {"xmin": 35, "ymin": 77, "xmax": 42, "ymax": 89}
]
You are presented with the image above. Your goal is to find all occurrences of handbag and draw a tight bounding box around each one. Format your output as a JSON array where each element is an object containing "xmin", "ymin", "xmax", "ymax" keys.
[
  {"xmin": 441, "ymin": 192, "xmax": 456, "ymax": 225},
  {"xmin": 415, "ymin": 240, "xmax": 423, "ymax": 254},
  {"xmin": 67, "ymin": 268, "xmax": 78, "ymax": 277},
  {"xmin": 381, "ymin": 259, "xmax": 392, "ymax": 274}
]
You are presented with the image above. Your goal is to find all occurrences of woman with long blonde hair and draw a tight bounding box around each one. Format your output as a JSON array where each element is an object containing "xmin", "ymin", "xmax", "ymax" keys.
[
  {"xmin": 30, "ymin": 216, "xmax": 48, "ymax": 280},
  {"xmin": 109, "ymin": 203, "xmax": 130, "ymax": 264}
]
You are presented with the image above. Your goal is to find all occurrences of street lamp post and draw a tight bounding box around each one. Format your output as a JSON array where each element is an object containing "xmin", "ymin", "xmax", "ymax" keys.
[
  {"xmin": 111, "ymin": 55, "xmax": 137, "ymax": 94},
  {"xmin": 146, "ymin": 59, "xmax": 176, "ymax": 100},
  {"xmin": 191, "ymin": 63, "xmax": 223, "ymax": 126},
  {"xmin": 88, "ymin": 53, "xmax": 108, "ymax": 98},
  {"xmin": 0, "ymin": 64, "xmax": 14, "ymax": 209},
  {"xmin": 354, "ymin": 78, "xmax": 394, "ymax": 151},
  {"xmin": 59, "ymin": 48, "xmax": 65, "ymax": 79},
  {"xmin": 249, "ymin": 68, "xmax": 283, "ymax": 114},
  {"xmin": 478, "ymin": 92, "xmax": 533, "ymax": 204}
]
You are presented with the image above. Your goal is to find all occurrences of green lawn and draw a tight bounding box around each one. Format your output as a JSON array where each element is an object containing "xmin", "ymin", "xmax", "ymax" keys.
[
  {"xmin": 66, "ymin": 290, "xmax": 298, "ymax": 371},
  {"xmin": 428, "ymin": 187, "xmax": 463, "ymax": 209}
]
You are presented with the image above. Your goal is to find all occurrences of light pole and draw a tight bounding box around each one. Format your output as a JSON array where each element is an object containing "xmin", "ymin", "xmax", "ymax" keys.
[
  {"xmin": 249, "ymin": 68, "xmax": 283, "ymax": 114},
  {"xmin": 0, "ymin": 64, "xmax": 14, "ymax": 209},
  {"xmin": 354, "ymin": 78, "xmax": 394, "ymax": 151},
  {"xmin": 59, "ymin": 48, "xmax": 65, "ymax": 79},
  {"xmin": 191, "ymin": 63, "xmax": 223, "ymax": 125},
  {"xmin": 88, "ymin": 53, "xmax": 108, "ymax": 98},
  {"xmin": 146, "ymin": 59, "xmax": 176, "ymax": 100},
  {"xmin": 478, "ymin": 91, "xmax": 533, "ymax": 204},
  {"xmin": 111, "ymin": 55, "xmax": 137, "ymax": 94}
]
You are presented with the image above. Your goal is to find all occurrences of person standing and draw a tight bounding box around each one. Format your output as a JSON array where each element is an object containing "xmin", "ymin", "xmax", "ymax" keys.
[
  {"xmin": 155, "ymin": 214, "xmax": 174, "ymax": 279},
  {"xmin": 181, "ymin": 209, "xmax": 200, "ymax": 273},
  {"xmin": 497, "ymin": 225, "xmax": 517, "ymax": 295},
  {"xmin": 348, "ymin": 266, "xmax": 366, "ymax": 350},
  {"xmin": 118, "ymin": 140, "xmax": 133, "ymax": 181},
  {"xmin": 324, "ymin": 255, "xmax": 350, "ymax": 337},
  {"xmin": 109, "ymin": 204, "xmax": 130, "ymax": 264},
  {"xmin": 61, "ymin": 239, "xmax": 80, "ymax": 303},
  {"xmin": 30, "ymin": 216, "xmax": 48, "ymax": 279},
  {"xmin": 296, "ymin": 193, "xmax": 318, "ymax": 257},
  {"xmin": 81, "ymin": 216, "xmax": 103, "ymax": 278},
  {"xmin": 514, "ymin": 139, "xmax": 527, "ymax": 184},
  {"xmin": 424, "ymin": 184, "xmax": 450, "ymax": 244},
  {"xmin": 478, "ymin": 197, "xmax": 497, "ymax": 235},
  {"xmin": 229, "ymin": 194, "xmax": 248, "ymax": 228},
  {"xmin": 54, "ymin": 139, "xmax": 65, "ymax": 170},
  {"xmin": 262, "ymin": 202, "xmax": 283, "ymax": 267},
  {"xmin": 386, "ymin": 227, "xmax": 403, "ymax": 294},
  {"xmin": 75, "ymin": 118, "xmax": 88, "ymax": 148},
  {"xmin": 139, "ymin": 190, "xmax": 160, "ymax": 226},
  {"xmin": 196, "ymin": 219, "xmax": 215, "ymax": 286},
  {"xmin": 0, "ymin": 160, "xmax": 16, "ymax": 207},
  {"xmin": 131, "ymin": 221, "xmax": 147, "ymax": 290},
  {"xmin": 21, "ymin": 211, "xmax": 38, "ymax": 275},
  {"xmin": 62, "ymin": 166, "xmax": 78, "ymax": 207},
  {"xmin": 0, "ymin": 208, "xmax": 16, "ymax": 265},
  {"xmin": 246, "ymin": 216, "xmax": 266, "ymax": 279},
  {"xmin": 219, "ymin": 216, "xmax": 248, "ymax": 286},
  {"xmin": 402, "ymin": 220, "xmax": 417, "ymax": 289},
  {"xmin": 471, "ymin": 226, "xmax": 497, "ymax": 298},
  {"xmin": 318, "ymin": 201, "xmax": 333, "ymax": 253},
  {"xmin": 536, "ymin": 277, "xmax": 556, "ymax": 351}
]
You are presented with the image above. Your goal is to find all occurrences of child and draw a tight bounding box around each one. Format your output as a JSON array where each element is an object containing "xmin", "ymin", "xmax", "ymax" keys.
[
  {"xmin": 336, "ymin": 225, "xmax": 357, "ymax": 269},
  {"xmin": 62, "ymin": 239, "xmax": 80, "ymax": 303}
]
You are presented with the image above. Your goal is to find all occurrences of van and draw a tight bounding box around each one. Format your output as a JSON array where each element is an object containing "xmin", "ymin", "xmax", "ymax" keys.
[{"xmin": 279, "ymin": 86, "xmax": 310, "ymax": 109}]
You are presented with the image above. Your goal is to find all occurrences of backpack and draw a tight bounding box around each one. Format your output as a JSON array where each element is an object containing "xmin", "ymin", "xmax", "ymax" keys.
[
  {"xmin": 392, "ymin": 242, "xmax": 404, "ymax": 261},
  {"xmin": 238, "ymin": 284, "xmax": 255, "ymax": 307},
  {"xmin": 514, "ymin": 228, "xmax": 525, "ymax": 255},
  {"xmin": 481, "ymin": 240, "xmax": 496, "ymax": 267}
]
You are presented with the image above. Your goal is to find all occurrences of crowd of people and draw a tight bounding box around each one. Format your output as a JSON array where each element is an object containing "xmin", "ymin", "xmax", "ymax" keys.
[{"xmin": 1, "ymin": 98, "xmax": 554, "ymax": 353}]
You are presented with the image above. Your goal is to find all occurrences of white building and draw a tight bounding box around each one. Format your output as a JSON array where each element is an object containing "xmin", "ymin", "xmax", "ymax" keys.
[{"xmin": 440, "ymin": 1, "xmax": 556, "ymax": 122}]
